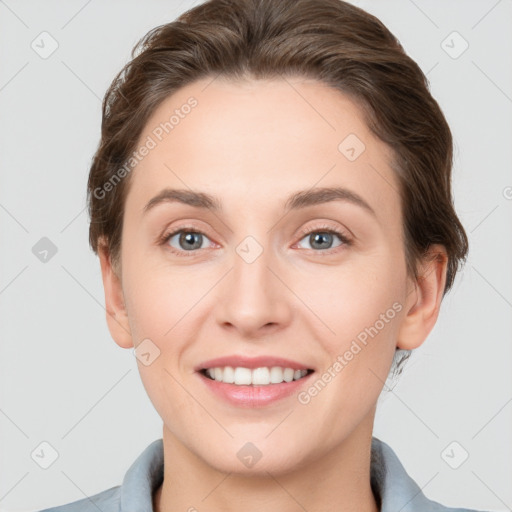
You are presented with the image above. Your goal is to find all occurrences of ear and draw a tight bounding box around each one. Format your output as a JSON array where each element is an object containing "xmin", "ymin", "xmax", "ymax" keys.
[
  {"xmin": 396, "ymin": 244, "xmax": 448, "ymax": 350},
  {"xmin": 98, "ymin": 241, "xmax": 133, "ymax": 349}
]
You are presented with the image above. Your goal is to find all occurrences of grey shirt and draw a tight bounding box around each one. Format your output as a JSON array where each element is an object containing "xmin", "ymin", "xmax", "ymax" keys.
[{"xmin": 38, "ymin": 437, "xmax": 488, "ymax": 512}]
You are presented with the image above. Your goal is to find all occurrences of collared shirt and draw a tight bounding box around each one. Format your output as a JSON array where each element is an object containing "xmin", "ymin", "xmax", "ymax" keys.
[{"xmin": 38, "ymin": 437, "xmax": 488, "ymax": 512}]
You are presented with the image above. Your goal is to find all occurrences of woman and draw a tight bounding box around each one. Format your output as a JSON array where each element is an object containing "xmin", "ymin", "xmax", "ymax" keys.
[{"xmin": 40, "ymin": 0, "xmax": 486, "ymax": 510}]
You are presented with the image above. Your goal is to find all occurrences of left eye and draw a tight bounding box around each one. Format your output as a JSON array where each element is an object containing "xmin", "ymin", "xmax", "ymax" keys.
[{"xmin": 296, "ymin": 230, "xmax": 346, "ymax": 251}]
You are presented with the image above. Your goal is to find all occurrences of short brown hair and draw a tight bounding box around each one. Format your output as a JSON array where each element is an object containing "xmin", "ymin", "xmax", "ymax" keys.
[{"xmin": 87, "ymin": 0, "xmax": 468, "ymax": 376}]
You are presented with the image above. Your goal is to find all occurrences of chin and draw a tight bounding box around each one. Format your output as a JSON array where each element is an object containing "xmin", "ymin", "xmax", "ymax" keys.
[
  {"xmin": 206, "ymin": 452, "xmax": 303, "ymax": 477},
  {"xmin": 192, "ymin": 435, "xmax": 311, "ymax": 477}
]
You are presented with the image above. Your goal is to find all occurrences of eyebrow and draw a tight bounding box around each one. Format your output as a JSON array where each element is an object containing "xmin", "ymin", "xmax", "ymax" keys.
[{"xmin": 142, "ymin": 186, "xmax": 376, "ymax": 218}]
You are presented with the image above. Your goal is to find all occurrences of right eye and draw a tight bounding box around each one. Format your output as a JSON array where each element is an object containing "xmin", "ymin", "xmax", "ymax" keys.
[{"xmin": 160, "ymin": 228, "xmax": 215, "ymax": 256}]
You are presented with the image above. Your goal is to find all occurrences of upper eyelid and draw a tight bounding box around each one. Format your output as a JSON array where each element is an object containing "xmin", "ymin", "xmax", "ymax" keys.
[
  {"xmin": 164, "ymin": 222, "xmax": 347, "ymax": 238},
  {"xmin": 294, "ymin": 226, "xmax": 351, "ymax": 247}
]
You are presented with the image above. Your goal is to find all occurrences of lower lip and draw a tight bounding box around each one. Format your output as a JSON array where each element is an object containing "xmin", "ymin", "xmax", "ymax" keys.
[{"xmin": 197, "ymin": 371, "xmax": 314, "ymax": 408}]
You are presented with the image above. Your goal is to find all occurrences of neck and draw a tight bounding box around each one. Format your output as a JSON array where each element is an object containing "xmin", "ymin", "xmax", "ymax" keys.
[{"xmin": 153, "ymin": 417, "xmax": 380, "ymax": 512}]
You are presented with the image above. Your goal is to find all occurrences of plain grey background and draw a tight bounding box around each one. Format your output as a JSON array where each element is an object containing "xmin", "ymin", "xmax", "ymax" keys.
[{"xmin": 0, "ymin": 1, "xmax": 511, "ymax": 511}]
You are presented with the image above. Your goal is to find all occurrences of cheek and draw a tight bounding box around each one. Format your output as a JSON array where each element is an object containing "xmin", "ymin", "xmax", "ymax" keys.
[
  {"xmin": 124, "ymin": 273, "xmax": 186, "ymax": 343},
  {"xmin": 298, "ymin": 252, "xmax": 405, "ymax": 410},
  {"xmin": 297, "ymin": 251, "xmax": 404, "ymax": 345},
  {"xmin": 122, "ymin": 269, "xmax": 198, "ymax": 422},
  {"xmin": 121, "ymin": 230, "xmax": 186, "ymax": 339}
]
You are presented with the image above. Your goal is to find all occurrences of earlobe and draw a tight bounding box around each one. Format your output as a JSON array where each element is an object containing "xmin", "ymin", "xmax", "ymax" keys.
[
  {"xmin": 98, "ymin": 242, "xmax": 133, "ymax": 349},
  {"xmin": 396, "ymin": 244, "xmax": 448, "ymax": 351}
]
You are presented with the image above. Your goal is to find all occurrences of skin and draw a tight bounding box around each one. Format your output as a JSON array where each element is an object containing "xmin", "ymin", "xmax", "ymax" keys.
[{"xmin": 98, "ymin": 76, "xmax": 447, "ymax": 512}]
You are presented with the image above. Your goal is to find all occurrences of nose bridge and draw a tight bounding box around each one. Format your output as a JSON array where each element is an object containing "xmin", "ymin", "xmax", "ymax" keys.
[
  {"xmin": 234, "ymin": 235, "xmax": 271, "ymax": 293},
  {"xmin": 217, "ymin": 232, "xmax": 291, "ymax": 335}
]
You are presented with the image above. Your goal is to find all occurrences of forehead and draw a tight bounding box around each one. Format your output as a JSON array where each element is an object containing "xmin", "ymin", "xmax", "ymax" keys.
[{"xmin": 125, "ymin": 76, "xmax": 400, "ymax": 223}]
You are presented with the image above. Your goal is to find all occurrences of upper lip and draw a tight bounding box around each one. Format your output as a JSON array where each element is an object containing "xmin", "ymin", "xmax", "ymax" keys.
[{"xmin": 195, "ymin": 355, "xmax": 314, "ymax": 372}]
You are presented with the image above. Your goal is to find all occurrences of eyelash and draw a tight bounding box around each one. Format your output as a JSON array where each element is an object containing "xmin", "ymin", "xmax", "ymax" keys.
[{"xmin": 158, "ymin": 224, "xmax": 352, "ymax": 257}]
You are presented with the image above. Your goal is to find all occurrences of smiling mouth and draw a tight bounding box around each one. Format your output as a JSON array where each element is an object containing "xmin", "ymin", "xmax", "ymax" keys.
[{"xmin": 200, "ymin": 366, "xmax": 315, "ymax": 386}]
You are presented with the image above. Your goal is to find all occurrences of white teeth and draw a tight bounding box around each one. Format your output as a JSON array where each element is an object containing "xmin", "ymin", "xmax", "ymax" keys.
[
  {"xmin": 203, "ymin": 366, "xmax": 310, "ymax": 385},
  {"xmin": 222, "ymin": 366, "xmax": 235, "ymax": 383},
  {"xmin": 283, "ymin": 368, "xmax": 295, "ymax": 382},
  {"xmin": 252, "ymin": 367, "xmax": 270, "ymax": 385},
  {"xmin": 234, "ymin": 367, "xmax": 252, "ymax": 385},
  {"xmin": 269, "ymin": 366, "xmax": 283, "ymax": 383}
]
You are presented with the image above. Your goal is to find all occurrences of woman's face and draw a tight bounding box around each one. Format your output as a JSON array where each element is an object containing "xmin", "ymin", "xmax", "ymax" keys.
[{"xmin": 116, "ymin": 77, "xmax": 416, "ymax": 473}]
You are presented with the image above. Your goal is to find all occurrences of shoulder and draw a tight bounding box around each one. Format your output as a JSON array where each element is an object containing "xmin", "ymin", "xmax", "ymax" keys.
[
  {"xmin": 35, "ymin": 438, "xmax": 163, "ymax": 512},
  {"xmin": 36, "ymin": 485, "xmax": 121, "ymax": 512},
  {"xmin": 372, "ymin": 437, "xmax": 491, "ymax": 512}
]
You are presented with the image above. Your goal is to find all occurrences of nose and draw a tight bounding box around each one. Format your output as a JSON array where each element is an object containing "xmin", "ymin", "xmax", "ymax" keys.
[{"xmin": 216, "ymin": 240, "xmax": 293, "ymax": 339}]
